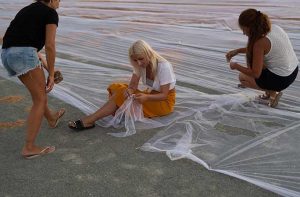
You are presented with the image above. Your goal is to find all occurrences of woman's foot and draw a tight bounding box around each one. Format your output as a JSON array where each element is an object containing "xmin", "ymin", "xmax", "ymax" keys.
[
  {"xmin": 237, "ymin": 83, "xmax": 246, "ymax": 88},
  {"xmin": 22, "ymin": 145, "xmax": 55, "ymax": 159},
  {"xmin": 268, "ymin": 92, "xmax": 283, "ymax": 108},
  {"xmin": 48, "ymin": 108, "xmax": 66, "ymax": 128},
  {"xmin": 68, "ymin": 119, "xmax": 95, "ymax": 131},
  {"xmin": 258, "ymin": 91, "xmax": 270, "ymax": 100}
]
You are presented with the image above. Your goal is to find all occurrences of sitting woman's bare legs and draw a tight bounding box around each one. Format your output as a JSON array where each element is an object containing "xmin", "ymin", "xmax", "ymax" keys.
[
  {"xmin": 70, "ymin": 94, "xmax": 119, "ymax": 128},
  {"xmin": 18, "ymin": 67, "xmax": 52, "ymax": 156}
]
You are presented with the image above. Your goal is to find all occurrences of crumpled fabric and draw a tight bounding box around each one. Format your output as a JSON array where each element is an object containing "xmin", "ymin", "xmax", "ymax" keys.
[{"xmin": 103, "ymin": 96, "xmax": 144, "ymax": 137}]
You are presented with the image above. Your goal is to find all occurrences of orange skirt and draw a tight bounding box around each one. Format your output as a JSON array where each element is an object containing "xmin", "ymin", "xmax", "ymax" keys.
[{"xmin": 107, "ymin": 83, "xmax": 176, "ymax": 118}]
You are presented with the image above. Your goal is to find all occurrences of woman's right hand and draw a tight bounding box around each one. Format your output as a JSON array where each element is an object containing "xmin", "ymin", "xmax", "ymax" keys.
[
  {"xmin": 134, "ymin": 93, "xmax": 148, "ymax": 104},
  {"xmin": 226, "ymin": 49, "xmax": 238, "ymax": 62}
]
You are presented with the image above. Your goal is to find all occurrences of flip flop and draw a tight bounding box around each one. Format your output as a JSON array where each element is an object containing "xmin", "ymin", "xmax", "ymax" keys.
[
  {"xmin": 268, "ymin": 92, "xmax": 283, "ymax": 108},
  {"xmin": 49, "ymin": 108, "xmax": 66, "ymax": 128},
  {"xmin": 68, "ymin": 119, "xmax": 95, "ymax": 132},
  {"xmin": 54, "ymin": 70, "xmax": 63, "ymax": 84},
  {"xmin": 23, "ymin": 146, "xmax": 56, "ymax": 159}
]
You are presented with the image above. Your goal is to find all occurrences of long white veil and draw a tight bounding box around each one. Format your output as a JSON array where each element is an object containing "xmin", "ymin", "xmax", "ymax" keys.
[{"xmin": 1, "ymin": 1, "xmax": 299, "ymax": 196}]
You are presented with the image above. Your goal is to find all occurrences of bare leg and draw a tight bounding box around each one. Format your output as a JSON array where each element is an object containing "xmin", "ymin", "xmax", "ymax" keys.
[
  {"xmin": 43, "ymin": 104, "xmax": 55, "ymax": 124},
  {"xmin": 69, "ymin": 94, "xmax": 118, "ymax": 128},
  {"xmin": 18, "ymin": 67, "xmax": 51, "ymax": 156},
  {"xmin": 239, "ymin": 72, "xmax": 276, "ymax": 95},
  {"xmin": 239, "ymin": 73, "xmax": 261, "ymax": 90},
  {"xmin": 82, "ymin": 97, "xmax": 118, "ymax": 126},
  {"xmin": 239, "ymin": 73, "xmax": 282, "ymax": 107},
  {"xmin": 44, "ymin": 105, "xmax": 65, "ymax": 128}
]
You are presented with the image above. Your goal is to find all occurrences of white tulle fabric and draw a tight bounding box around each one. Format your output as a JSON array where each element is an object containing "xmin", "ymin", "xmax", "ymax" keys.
[
  {"xmin": 1, "ymin": 0, "xmax": 300, "ymax": 196},
  {"xmin": 101, "ymin": 96, "xmax": 144, "ymax": 137}
]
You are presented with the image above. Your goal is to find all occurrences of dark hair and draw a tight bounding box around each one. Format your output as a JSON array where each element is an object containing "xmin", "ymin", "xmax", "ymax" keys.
[
  {"xmin": 35, "ymin": 0, "xmax": 51, "ymax": 3},
  {"xmin": 239, "ymin": 9, "xmax": 271, "ymax": 67}
]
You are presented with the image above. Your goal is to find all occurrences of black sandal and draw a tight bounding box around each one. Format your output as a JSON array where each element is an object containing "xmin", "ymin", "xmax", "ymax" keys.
[{"xmin": 68, "ymin": 119, "xmax": 95, "ymax": 131}]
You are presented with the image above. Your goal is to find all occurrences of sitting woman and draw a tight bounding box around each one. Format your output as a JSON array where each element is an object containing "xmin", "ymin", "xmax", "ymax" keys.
[
  {"xmin": 69, "ymin": 40, "xmax": 176, "ymax": 131},
  {"xmin": 226, "ymin": 8, "xmax": 299, "ymax": 107}
]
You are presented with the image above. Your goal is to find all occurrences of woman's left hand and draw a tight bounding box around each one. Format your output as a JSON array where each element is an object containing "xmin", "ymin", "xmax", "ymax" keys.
[
  {"xmin": 124, "ymin": 88, "xmax": 135, "ymax": 98},
  {"xmin": 134, "ymin": 93, "xmax": 148, "ymax": 104},
  {"xmin": 229, "ymin": 61, "xmax": 238, "ymax": 70}
]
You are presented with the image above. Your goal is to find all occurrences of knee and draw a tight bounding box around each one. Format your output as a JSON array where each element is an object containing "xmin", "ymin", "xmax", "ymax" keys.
[
  {"xmin": 32, "ymin": 93, "xmax": 47, "ymax": 106},
  {"xmin": 108, "ymin": 83, "xmax": 127, "ymax": 90},
  {"xmin": 108, "ymin": 83, "xmax": 127, "ymax": 95}
]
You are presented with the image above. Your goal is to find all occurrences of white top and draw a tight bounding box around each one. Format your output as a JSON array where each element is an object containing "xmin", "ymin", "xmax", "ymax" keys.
[
  {"xmin": 264, "ymin": 25, "xmax": 299, "ymax": 76},
  {"xmin": 139, "ymin": 61, "xmax": 176, "ymax": 92}
]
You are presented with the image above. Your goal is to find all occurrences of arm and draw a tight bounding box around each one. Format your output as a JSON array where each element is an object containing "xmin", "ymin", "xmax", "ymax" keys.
[
  {"xmin": 38, "ymin": 52, "xmax": 49, "ymax": 71},
  {"xmin": 226, "ymin": 47, "xmax": 247, "ymax": 62},
  {"xmin": 124, "ymin": 73, "xmax": 140, "ymax": 97},
  {"xmin": 128, "ymin": 73, "xmax": 140, "ymax": 91},
  {"xmin": 230, "ymin": 40, "xmax": 265, "ymax": 78},
  {"xmin": 38, "ymin": 51, "xmax": 63, "ymax": 84},
  {"xmin": 236, "ymin": 47, "xmax": 247, "ymax": 54},
  {"xmin": 45, "ymin": 24, "xmax": 57, "ymax": 92},
  {"xmin": 134, "ymin": 84, "xmax": 171, "ymax": 103}
]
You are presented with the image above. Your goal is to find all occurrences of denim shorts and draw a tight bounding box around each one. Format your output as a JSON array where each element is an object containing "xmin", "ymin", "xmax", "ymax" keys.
[{"xmin": 1, "ymin": 47, "xmax": 41, "ymax": 77}]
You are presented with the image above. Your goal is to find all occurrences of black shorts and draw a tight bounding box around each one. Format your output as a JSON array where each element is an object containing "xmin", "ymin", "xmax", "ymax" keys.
[{"xmin": 255, "ymin": 66, "xmax": 298, "ymax": 92}]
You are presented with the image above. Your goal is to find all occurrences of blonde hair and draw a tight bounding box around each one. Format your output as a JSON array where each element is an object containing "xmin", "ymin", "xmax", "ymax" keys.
[{"xmin": 128, "ymin": 40, "xmax": 167, "ymax": 78}]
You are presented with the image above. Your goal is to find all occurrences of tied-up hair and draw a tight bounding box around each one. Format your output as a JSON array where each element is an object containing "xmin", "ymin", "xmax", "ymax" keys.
[
  {"xmin": 239, "ymin": 9, "xmax": 271, "ymax": 67},
  {"xmin": 128, "ymin": 40, "xmax": 166, "ymax": 79}
]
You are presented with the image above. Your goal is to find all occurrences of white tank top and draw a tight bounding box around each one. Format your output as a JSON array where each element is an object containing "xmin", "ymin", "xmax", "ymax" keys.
[{"xmin": 264, "ymin": 25, "xmax": 299, "ymax": 76}]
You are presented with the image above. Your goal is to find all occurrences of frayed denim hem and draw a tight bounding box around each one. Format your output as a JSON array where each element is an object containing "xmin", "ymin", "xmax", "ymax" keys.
[{"xmin": 16, "ymin": 64, "xmax": 43, "ymax": 77}]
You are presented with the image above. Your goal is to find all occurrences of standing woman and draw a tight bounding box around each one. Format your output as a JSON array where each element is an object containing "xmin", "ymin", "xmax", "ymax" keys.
[
  {"xmin": 1, "ymin": 0, "xmax": 64, "ymax": 159},
  {"xmin": 68, "ymin": 40, "xmax": 176, "ymax": 131},
  {"xmin": 226, "ymin": 8, "xmax": 299, "ymax": 107}
]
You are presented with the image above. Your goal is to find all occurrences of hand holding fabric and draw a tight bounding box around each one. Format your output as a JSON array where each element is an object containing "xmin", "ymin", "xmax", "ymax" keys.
[
  {"xmin": 134, "ymin": 93, "xmax": 149, "ymax": 104},
  {"xmin": 124, "ymin": 88, "xmax": 135, "ymax": 98},
  {"xmin": 226, "ymin": 49, "xmax": 238, "ymax": 62}
]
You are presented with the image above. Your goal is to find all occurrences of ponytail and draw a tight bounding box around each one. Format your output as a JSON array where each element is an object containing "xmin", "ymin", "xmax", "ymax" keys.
[{"xmin": 239, "ymin": 9, "xmax": 271, "ymax": 67}]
